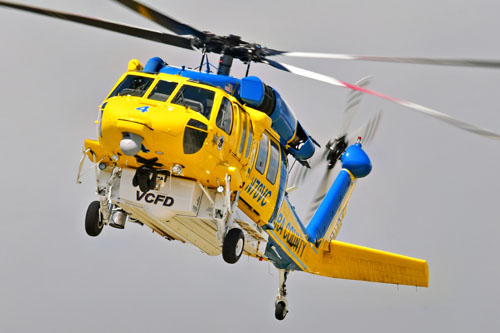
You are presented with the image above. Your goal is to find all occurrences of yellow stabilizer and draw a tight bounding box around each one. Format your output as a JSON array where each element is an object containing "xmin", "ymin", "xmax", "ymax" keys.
[{"xmin": 311, "ymin": 240, "xmax": 428, "ymax": 287}]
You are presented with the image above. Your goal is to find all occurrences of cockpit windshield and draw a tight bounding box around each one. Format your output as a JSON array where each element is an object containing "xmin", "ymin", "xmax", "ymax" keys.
[
  {"xmin": 171, "ymin": 85, "xmax": 215, "ymax": 119},
  {"xmin": 109, "ymin": 75, "xmax": 154, "ymax": 98},
  {"xmin": 147, "ymin": 80, "xmax": 178, "ymax": 102}
]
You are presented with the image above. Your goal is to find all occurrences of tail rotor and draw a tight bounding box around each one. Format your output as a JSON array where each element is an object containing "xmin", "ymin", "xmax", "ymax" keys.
[{"xmin": 296, "ymin": 76, "xmax": 382, "ymax": 221}]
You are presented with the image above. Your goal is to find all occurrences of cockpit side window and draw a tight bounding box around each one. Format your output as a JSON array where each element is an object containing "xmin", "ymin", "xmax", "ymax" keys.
[
  {"xmin": 147, "ymin": 80, "xmax": 178, "ymax": 102},
  {"xmin": 109, "ymin": 75, "xmax": 154, "ymax": 98},
  {"xmin": 172, "ymin": 85, "xmax": 215, "ymax": 119},
  {"xmin": 216, "ymin": 97, "xmax": 233, "ymax": 134},
  {"xmin": 266, "ymin": 140, "xmax": 280, "ymax": 184},
  {"xmin": 256, "ymin": 133, "xmax": 269, "ymax": 175}
]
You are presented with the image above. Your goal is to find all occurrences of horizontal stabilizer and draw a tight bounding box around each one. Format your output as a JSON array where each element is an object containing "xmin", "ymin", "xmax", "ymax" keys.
[{"xmin": 312, "ymin": 240, "xmax": 428, "ymax": 287}]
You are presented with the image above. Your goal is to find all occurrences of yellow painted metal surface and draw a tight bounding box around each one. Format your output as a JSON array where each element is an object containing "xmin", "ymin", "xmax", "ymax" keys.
[
  {"xmin": 310, "ymin": 240, "xmax": 429, "ymax": 287},
  {"xmin": 87, "ymin": 71, "xmax": 274, "ymax": 193}
]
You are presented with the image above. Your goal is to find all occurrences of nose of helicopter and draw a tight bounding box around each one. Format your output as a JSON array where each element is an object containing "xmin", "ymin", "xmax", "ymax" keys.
[
  {"xmin": 100, "ymin": 99, "xmax": 202, "ymax": 163},
  {"xmin": 120, "ymin": 132, "xmax": 144, "ymax": 156}
]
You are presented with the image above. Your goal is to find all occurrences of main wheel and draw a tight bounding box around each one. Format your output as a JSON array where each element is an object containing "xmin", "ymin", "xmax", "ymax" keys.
[
  {"xmin": 275, "ymin": 301, "xmax": 288, "ymax": 320},
  {"xmin": 222, "ymin": 228, "xmax": 244, "ymax": 264},
  {"xmin": 85, "ymin": 200, "xmax": 104, "ymax": 237}
]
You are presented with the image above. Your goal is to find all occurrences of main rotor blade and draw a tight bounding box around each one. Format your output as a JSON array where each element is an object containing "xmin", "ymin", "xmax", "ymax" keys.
[
  {"xmin": 264, "ymin": 59, "xmax": 500, "ymax": 140},
  {"xmin": 0, "ymin": 1, "xmax": 195, "ymax": 50},
  {"xmin": 112, "ymin": 0, "xmax": 206, "ymax": 40},
  {"xmin": 274, "ymin": 52, "xmax": 500, "ymax": 70}
]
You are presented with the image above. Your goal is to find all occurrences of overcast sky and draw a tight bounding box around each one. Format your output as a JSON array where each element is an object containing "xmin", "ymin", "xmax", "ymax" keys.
[{"xmin": 1, "ymin": 1, "xmax": 500, "ymax": 332}]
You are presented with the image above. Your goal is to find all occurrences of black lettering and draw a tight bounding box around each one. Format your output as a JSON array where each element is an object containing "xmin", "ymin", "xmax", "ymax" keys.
[
  {"xmin": 154, "ymin": 194, "xmax": 166, "ymax": 205},
  {"xmin": 163, "ymin": 197, "xmax": 174, "ymax": 207},
  {"xmin": 136, "ymin": 191, "xmax": 147, "ymax": 201},
  {"xmin": 300, "ymin": 241, "xmax": 306, "ymax": 257},
  {"xmin": 145, "ymin": 193, "xmax": 155, "ymax": 203}
]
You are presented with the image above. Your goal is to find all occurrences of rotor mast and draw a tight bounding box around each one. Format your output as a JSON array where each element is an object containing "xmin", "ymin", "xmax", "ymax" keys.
[{"xmin": 217, "ymin": 54, "xmax": 233, "ymax": 75}]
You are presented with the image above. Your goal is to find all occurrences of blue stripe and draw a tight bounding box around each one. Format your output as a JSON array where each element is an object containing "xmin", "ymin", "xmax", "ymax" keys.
[{"xmin": 306, "ymin": 169, "xmax": 352, "ymax": 243}]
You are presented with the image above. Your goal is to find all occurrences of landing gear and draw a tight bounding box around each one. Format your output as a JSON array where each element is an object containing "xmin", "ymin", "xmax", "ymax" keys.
[
  {"xmin": 85, "ymin": 200, "xmax": 104, "ymax": 237},
  {"xmin": 109, "ymin": 209, "xmax": 127, "ymax": 229},
  {"xmin": 222, "ymin": 228, "xmax": 244, "ymax": 264},
  {"xmin": 275, "ymin": 301, "xmax": 287, "ymax": 321},
  {"xmin": 274, "ymin": 269, "xmax": 289, "ymax": 320}
]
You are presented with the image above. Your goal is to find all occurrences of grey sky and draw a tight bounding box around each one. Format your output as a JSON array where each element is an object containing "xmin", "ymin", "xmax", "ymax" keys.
[{"xmin": 1, "ymin": 0, "xmax": 499, "ymax": 332}]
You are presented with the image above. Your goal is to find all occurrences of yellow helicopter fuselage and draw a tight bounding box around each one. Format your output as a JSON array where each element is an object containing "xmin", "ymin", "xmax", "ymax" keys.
[{"xmin": 85, "ymin": 68, "xmax": 282, "ymax": 225}]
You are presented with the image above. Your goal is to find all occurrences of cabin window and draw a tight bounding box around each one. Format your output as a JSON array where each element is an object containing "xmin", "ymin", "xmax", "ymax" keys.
[
  {"xmin": 216, "ymin": 97, "xmax": 233, "ymax": 134},
  {"xmin": 109, "ymin": 75, "xmax": 154, "ymax": 98},
  {"xmin": 245, "ymin": 123, "xmax": 253, "ymax": 159},
  {"xmin": 147, "ymin": 80, "xmax": 178, "ymax": 102},
  {"xmin": 172, "ymin": 85, "xmax": 215, "ymax": 119},
  {"xmin": 256, "ymin": 133, "xmax": 269, "ymax": 175},
  {"xmin": 266, "ymin": 140, "xmax": 280, "ymax": 184},
  {"xmin": 239, "ymin": 112, "xmax": 247, "ymax": 155}
]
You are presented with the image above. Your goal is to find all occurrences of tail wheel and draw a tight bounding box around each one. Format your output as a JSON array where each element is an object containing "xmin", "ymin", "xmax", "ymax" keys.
[
  {"xmin": 222, "ymin": 228, "xmax": 244, "ymax": 264},
  {"xmin": 85, "ymin": 200, "xmax": 104, "ymax": 237},
  {"xmin": 275, "ymin": 301, "xmax": 288, "ymax": 320}
]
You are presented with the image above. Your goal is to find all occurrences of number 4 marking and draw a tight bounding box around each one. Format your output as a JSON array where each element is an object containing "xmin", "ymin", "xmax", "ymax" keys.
[{"xmin": 136, "ymin": 106, "xmax": 150, "ymax": 113}]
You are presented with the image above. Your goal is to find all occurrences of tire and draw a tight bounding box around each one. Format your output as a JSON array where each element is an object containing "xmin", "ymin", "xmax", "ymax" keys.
[
  {"xmin": 222, "ymin": 228, "xmax": 244, "ymax": 264},
  {"xmin": 275, "ymin": 301, "xmax": 287, "ymax": 320},
  {"xmin": 85, "ymin": 200, "xmax": 104, "ymax": 237}
]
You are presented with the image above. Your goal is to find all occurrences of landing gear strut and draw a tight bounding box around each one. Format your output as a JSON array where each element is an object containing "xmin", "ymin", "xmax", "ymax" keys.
[{"xmin": 274, "ymin": 269, "xmax": 289, "ymax": 320}]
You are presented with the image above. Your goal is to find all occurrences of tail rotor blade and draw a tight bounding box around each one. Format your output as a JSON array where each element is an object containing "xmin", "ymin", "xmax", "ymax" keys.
[
  {"xmin": 305, "ymin": 167, "xmax": 334, "ymax": 221},
  {"xmin": 340, "ymin": 76, "xmax": 372, "ymax": 135},
  {"xmin": 347, "ymin": 111, "xmax": 383, "ymax": 145},
  {"xmin": 289, "ymin": 151, "xmax": 324, "ymax": 187}
]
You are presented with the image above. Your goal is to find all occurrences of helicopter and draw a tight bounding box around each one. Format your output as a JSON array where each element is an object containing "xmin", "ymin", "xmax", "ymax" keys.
[{"xmin": 1, "ymin": 0, "xmax": 500, "ymax": 322}]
